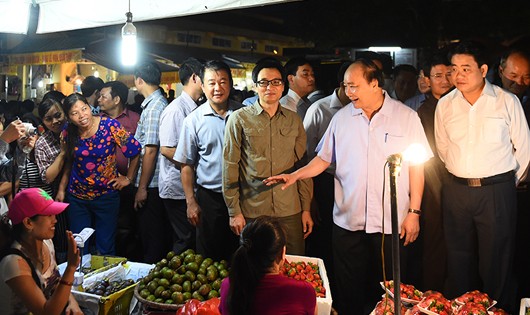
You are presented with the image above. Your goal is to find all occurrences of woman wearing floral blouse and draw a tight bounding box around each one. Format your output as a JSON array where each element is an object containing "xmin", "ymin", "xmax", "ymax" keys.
[{"xmin": 57, "ymin": 93, "xmax": 141, "ymax": 255}]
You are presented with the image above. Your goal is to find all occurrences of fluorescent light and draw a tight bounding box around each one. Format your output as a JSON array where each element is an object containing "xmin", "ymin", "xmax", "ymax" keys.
[
  {"xmin": 0, "ymin": 1, "xmax": 30, "ymax": 34},
  {"xmin": 369, "ymin": 46, "xmax": 402, "ymax": 52}
]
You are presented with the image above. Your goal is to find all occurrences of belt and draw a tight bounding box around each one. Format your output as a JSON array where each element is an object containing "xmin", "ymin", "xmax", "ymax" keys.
[{"xmin": 452, "ymin": 171, "xmax": 514, "ymax": 187}]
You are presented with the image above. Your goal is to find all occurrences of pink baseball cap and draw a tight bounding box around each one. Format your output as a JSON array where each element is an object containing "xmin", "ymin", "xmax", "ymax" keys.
[{"xmin": 8, "ymin": 188, "xmax": 69, "ymax": 225}]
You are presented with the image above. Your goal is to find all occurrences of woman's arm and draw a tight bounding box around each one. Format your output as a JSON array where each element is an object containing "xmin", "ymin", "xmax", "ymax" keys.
[
  {"xmin": 55, "ymin": 159, "xmax": 72, "ymax": 202},
  {"xmin": 6, "ymin": 232, "xmax": 80, "ymax": 315},
  {"xmin": 43, "ymin": 141, "xmax": 66, "ymax": 183}
]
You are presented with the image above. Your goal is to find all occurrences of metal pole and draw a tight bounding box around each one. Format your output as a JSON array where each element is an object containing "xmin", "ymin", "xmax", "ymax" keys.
[{"xmin": 388, "ymin": 158, "xmax": 402, "ymax": 314}]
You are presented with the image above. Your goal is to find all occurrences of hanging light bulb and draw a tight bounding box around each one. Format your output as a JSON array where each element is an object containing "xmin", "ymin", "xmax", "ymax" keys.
[{"xmin": 121, "ymin": 2, "xmax": 137, "ymax": 66}]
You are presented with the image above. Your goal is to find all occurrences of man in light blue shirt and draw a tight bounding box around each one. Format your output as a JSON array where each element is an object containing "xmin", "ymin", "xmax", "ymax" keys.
[
  {"xmin": 175, "ymin": 60, "xmax": 242, "ymax": 261},
  {"xmin": 265, "ymin": 59, "xmax": 432, "ymax": 314},
  {"xmin": 158, "ymin": 58, "xmax": 204, "ymax": 254}
]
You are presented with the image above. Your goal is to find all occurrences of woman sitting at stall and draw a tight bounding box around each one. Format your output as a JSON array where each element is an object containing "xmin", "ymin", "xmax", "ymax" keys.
[
  {"xmin": 56, "ymin": 93, "xmax": 141, "ymax": 255},
  {"xmin": 219, "ymin": 216, "xmax": 317, "ymax": 315},
  {"xmin": 0, "ymin": 188, "xmax": 82, "ymax": 315}
]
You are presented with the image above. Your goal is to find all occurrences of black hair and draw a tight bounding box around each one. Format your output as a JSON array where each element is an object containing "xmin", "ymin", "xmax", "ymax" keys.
[
  {"xmin": 41, "ymin": 90, "xmax": 66, "ymax": 104},
  {"xmin": 352, "ymin": 58, "xmax": 385, "ymax": 87},
  {"xmin": 251, "ymin": 58, "xmax": 285, "ymax": 83},
  {"xmin": 0, "ymin": 214, "xmax": 39, "ymax": 251},
  {"xmin": 134, "ymin": 62, "xmax": 161, "ymax": 86},
  {"xmin": 421, "ymin": 52, "xmax": 451, "ymax": 77},
  {"xmin": 200, "ymin": 60, "xmax": 233, "ymax": 87},
  {"xmin": 284, "ymin": 57, "xmax": 310, "ymax": 77},
  {"xmin": 38, "ymin": 98, "xmax": 63, "ymax": 122},
  {"xmin": 62, "ymin": 93, "xmax": 88, "ymax": 158},
  {"xmin": 179, "ymin": 58, "xmax": 204, "ymax": 85},
  {"xmin": 20, "ymin": 99, "xmax": 35, "ymax": 115},
  {"xmin": 81, "ymin": 76, "xmax": 104, "ymax": 98},
  {"xmin": 449, "ymin": 40, "xmax": 488, "ymax": 68},
  {"xmin": 102, "ymin": 81, "xmax": 129, "ymax": 105},
  {"xmin": 393, "ymin": 64, "xmax": 418, "ymax": 79},
  {"xmin": 227, "ymin": 216, "xmax": 287, "ymax": 315}
]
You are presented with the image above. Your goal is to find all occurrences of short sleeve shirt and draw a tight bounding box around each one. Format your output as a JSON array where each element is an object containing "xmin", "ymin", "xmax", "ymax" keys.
[
  {"xmin": 317, "ymin": 92, "xmax": 432, "ymax": 233},
  {"xmin": 175, "ymin": 100, "xmax": 242, "ymax": 193},
  {"xmin": 158, "ymin": 92, "xmax": 197, "ymax": 199},
  {"xmin": 134, "ymin": 89, "xmax": 167, "ymax": 188},
  {"xmin": 65, "ymin": 116, "xmax": 141, "ymax": 200}
]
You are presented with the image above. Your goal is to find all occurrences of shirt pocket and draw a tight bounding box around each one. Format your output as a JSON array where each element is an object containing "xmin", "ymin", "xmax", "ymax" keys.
[
  {"xmin": 279, "ymin": 127, "xmax": 297, "ymax": 149},
  {"xmin": 383, "ymin": 132, "xmax": 409, "ymax": 161},
  {"xmin": 482, "ymin": 117, "xmax": 507, "ymax": 144},
  {"xmin": 244, "ymin": 127, "xmax": 267, "ymax": 157}
]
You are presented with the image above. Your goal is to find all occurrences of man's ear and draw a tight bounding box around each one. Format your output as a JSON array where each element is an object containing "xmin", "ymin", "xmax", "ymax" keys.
[
  {"xmin": 480, "ymin": 64, "xmax": 488, "ymax": 78},
  {"xmin": 498, "ymin": 65, "xmax": 504, "ymax": 77},
  {"xmin": 287, "ymin": 74, "xmax": 295, "ymax": 85}
]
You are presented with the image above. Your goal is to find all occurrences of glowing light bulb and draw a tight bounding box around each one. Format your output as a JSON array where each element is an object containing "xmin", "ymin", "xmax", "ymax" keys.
[{"xmin": 121, "ymin": 12, "xmax": 137, "ymax": 66}]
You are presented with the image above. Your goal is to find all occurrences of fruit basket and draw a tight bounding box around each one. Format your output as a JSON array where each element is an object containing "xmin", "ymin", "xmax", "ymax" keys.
[
  {"xmin": 134, "ymin": 285, "xmax": 183, "ymax": 311},
  {"xmin": 134, "ymin": 249, "xmax": 229, "ymax": 310}
]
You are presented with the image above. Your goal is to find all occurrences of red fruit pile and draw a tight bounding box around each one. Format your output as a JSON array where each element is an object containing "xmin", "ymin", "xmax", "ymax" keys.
[{"xmin": 279, "ymin": 259, "xmax": 326, "ymax": 298}]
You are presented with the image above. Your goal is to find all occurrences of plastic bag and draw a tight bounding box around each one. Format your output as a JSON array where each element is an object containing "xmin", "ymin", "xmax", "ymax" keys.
[{"xmin": 176, "ymin": 298, "xmax": 221, "ymax": 315}]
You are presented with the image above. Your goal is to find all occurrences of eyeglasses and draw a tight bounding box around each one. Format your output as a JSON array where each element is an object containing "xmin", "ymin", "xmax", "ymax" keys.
[
  {"xmin": 430, "ymin": 72, "xmax": 452, "ymax": 80},
  {"xmin": 256, "ymin": 79, "xmax": 283, "ymax": 87}
]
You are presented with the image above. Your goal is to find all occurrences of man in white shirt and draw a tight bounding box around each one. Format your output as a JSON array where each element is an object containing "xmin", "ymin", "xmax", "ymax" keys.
[
  {"xmin": 158, "ymin": 58, "xmax": 204, "ymax": 254},
  {"xmin": 302, "ymin": 61, "xmax": 351, "ymax": 280},
  {"xmin": 435, "ymin": 41, "xmax": 530, "ymax": 312},
  {"xmin": 266, "ymin": 59, "xmax": 432, "ymax": 314},
  {"xmin": 279, "ymin": 57, "xmax": 315, "ymax": 120}
]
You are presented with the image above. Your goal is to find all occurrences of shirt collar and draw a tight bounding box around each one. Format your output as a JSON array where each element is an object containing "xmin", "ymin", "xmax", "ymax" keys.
[
  {"xmin": 287, "ymin": 89, "xmax": 302, "ymax": 104},
  {"xmin": 100, "ymin": 107, "xmax": 129, "ymax": 119},
  {"xmin": 201, "ymin": 100, "xmax": 241, "ymax": 117},
  {"xmin": 330, "ymin": 89, "xmax": 346, "ymax": 109},
  {"xmin": 450, "ymin": 79, "xmax": 495, "ymax": 101},
  {"xmin": 141, "ymin": 89, "xmax": 162, "ymax": 109},
  {"xmin": 251, "ymin": 101, "xmax": 286, "ymax": 117},
  {"xmin": 179, "ymin": 91, "xmax": 196, "ymax": 106},
  {"xmin": 348, "ymin": 91, "xmax": 391, "ymax": 117}
]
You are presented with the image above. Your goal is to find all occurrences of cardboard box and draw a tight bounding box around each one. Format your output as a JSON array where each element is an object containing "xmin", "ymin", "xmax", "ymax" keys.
[
  {"xmin": 520, "ymin": 298, "xmax": 530, "ymax": 315},
  {"xmin": 286, "ymin": 254, "xmax": 333, "ymax": 315},
  {"xmin": 72, "ymin": 262, "xmax": 153, "ymax": 315}
]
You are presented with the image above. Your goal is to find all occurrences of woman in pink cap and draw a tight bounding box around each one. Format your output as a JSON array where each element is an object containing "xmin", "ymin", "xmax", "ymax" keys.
[{"xmin": 0, "ymin": 188, "xmax": 82, "ymax": 315}]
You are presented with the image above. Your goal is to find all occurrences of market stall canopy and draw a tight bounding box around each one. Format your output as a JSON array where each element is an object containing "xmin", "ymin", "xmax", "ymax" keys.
[{"xmin": 0, "ymin": 0, "xmax": 297, "ymax": 35}]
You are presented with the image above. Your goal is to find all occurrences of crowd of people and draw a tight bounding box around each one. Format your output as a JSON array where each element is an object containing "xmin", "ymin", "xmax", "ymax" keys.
[{"xmin": 0, "ymin": 40, "xmax": 529, "ymax": 314}]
